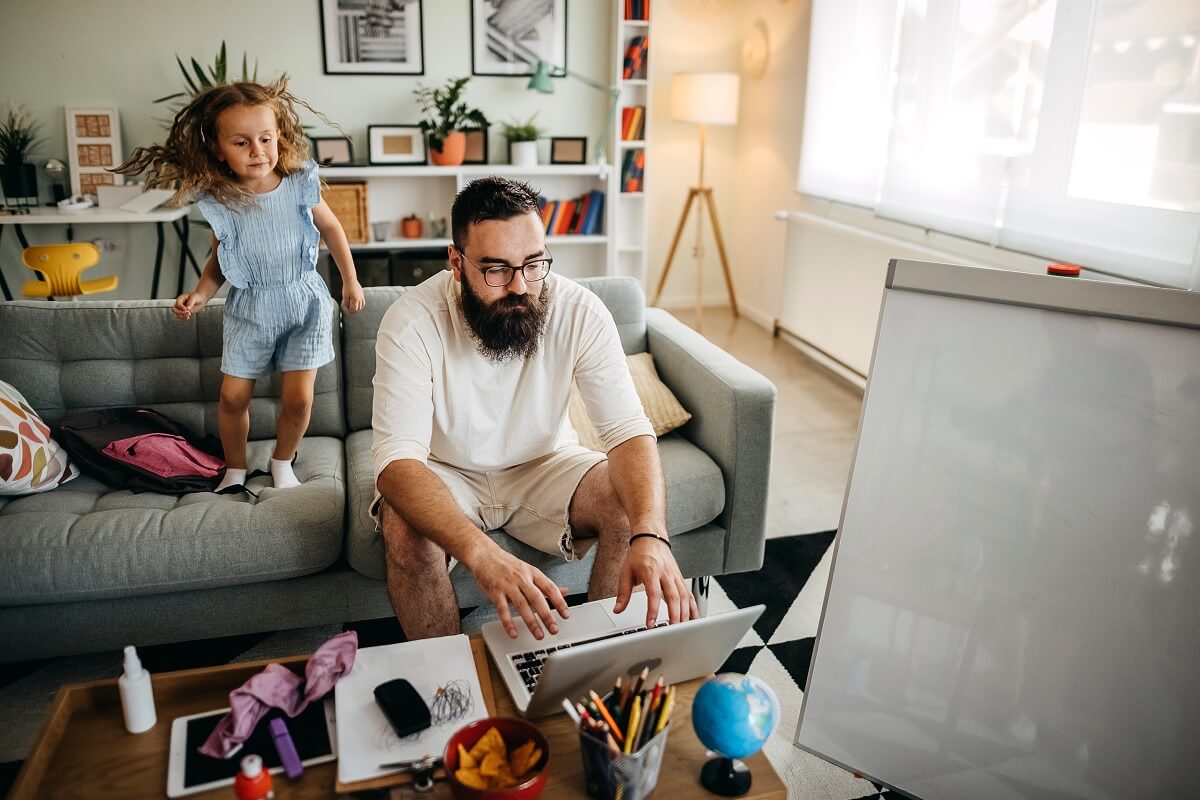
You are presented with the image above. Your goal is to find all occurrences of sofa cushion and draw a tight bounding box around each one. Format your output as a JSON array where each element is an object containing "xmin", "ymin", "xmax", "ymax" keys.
[
  {"xmin": 570, "ymin": 353, "xmax": 692, "ymax": 451},
  {"xmin": 0, "ymin": 437, "xmax": 345, "ymax": 606},
  {"xmin": 0, "ymin": 299, "xmax": 344, "ymax": 439},
  {"xmin": 344, "ymin": 432, "xmax": 725, "ymax": 581}
]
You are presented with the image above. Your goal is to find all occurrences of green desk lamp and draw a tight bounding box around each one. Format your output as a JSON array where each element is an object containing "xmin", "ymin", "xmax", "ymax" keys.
[{"xmin": 527, "ymin": 60, "xmax": 620, "ymax": 166}]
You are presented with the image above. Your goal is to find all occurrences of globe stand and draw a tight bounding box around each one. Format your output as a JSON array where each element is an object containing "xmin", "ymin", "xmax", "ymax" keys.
[{"xmin": 701, "ymin": 756, "xmax": 752, "ymax": 796}]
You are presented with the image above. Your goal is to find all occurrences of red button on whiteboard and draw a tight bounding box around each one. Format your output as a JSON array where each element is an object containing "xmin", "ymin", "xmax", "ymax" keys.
[{"xmin": 1047, "ymin": 263, "xmax": 1081, "ymax": 277}]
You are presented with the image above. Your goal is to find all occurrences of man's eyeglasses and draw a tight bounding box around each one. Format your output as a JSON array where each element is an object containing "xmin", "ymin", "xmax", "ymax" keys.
[{"xmin": 457, "ymin": 247, "xmax": 553, "ymax": 287}]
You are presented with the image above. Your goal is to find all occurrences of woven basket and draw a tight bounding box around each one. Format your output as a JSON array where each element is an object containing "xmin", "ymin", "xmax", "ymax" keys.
[{"xmin": 322, "ymin": 182, "xmax": 369, "ymax": 244}]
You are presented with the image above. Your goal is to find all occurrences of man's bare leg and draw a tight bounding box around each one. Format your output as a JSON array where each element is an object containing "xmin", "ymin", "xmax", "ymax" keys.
[
  {"xmin": 380, "ymin": 500, "xmax": 461, "ymax": 639},
  {"xmin": 569, "ymin": 461, "xmax": 632, "ymax": 600}
]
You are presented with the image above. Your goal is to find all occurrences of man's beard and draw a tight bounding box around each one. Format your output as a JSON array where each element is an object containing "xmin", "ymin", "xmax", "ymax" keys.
[{"xmin": 458, "ymin": 275, "xmax": 551, "ymax": 364}]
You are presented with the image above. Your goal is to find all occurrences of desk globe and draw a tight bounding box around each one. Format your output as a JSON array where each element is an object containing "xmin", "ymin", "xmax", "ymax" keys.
[{"xmin": 691, "ymin": 673, "xmax": 780, "ymax": 796}]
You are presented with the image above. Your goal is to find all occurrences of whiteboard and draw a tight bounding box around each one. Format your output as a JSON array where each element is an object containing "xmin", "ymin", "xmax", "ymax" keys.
[{"xmin": 796, "ymin": 260, "xmax": 1200, "ymax": 800}]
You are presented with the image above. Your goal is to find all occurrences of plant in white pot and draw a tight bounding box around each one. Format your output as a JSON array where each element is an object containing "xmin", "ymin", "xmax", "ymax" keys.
[
  {"xmin": 503, "ymin": 115, "xmax": 546, "ymax": 167},
  {"xmin": 0, "ymin": 102, "xmax": 45, "ymax": 207}
]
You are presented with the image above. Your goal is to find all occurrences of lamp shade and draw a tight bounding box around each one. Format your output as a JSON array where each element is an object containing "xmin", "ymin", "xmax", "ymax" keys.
[
  {"xmin": 528, "ymin": 60, "xmax": 555, "ymax": 93},
  {"xmin": 670, "ymin": 72, "xmax": 740, "ymax": 125}
]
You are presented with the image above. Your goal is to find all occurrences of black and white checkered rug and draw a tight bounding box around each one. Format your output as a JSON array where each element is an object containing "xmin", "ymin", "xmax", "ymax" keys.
[{"xmin": 0, "ymin": 531, "xmax": 901, "ymax": 798}]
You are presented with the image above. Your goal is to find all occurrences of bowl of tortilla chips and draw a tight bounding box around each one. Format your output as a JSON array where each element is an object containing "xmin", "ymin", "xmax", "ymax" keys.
[{"xmin": 443, "ymin": 717, "xmax": 550, "ymax": 799}]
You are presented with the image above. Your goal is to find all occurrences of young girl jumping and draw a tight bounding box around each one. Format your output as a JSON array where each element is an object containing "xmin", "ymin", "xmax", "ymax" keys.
[{"xmin": 116, "ymin": 77, "xmax": 364, "ymax": 492}]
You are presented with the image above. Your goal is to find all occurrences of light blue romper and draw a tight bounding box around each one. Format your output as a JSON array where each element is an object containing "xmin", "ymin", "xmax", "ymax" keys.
[{"xmin": 197, "ymin": 160, "xmax": 335, "ymax": 379}]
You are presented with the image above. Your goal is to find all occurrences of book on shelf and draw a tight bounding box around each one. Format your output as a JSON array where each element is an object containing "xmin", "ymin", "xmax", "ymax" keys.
[
  {"xmin": 621, "ymin": 106, "xmax": 645, "ymax": 140},
  {"xmin": 540, "ymin": 190, "xmax": 605, "ymax": 236},
  {"xmin": 624, "ymin": 0, "xmax": 650, "ymax": 21},
  {"xmin": 622, "ymin": 36, "xmax": 648, "ymax": 79}
]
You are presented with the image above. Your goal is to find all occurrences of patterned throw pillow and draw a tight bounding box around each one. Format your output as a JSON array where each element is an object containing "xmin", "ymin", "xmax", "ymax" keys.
[
  {"xmin": 570, "ymin": 352, "xmax": 693, "ymax": 452},
  {"xmin": 0, "ymin": 380, "xmax": 79, "ymax": 495}
]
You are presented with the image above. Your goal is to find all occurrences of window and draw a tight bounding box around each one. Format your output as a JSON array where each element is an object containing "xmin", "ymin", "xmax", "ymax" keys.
[{"xmin": 799, "ymin": 0, "xmax": 1200, "ymax": 289}]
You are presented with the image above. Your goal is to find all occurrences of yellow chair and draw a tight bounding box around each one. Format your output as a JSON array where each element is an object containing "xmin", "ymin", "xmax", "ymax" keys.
[{"xmin": 21, "ymin": 243, "xmax": 119, "ymax": 298}]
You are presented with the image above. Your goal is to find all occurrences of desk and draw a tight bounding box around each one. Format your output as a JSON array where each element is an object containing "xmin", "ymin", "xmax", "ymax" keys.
[
  {"xmin": 0, "ymin": 206, "xmax": 200, "ymax": 300},
  {"xmin": 9, "ymin": 636, "xmax": 787, "ymax": 799}
]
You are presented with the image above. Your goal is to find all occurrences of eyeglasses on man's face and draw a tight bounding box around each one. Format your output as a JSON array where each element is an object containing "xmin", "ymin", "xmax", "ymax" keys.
[{"xmin": 457, "ymin": 247, "xmax": 553, "ymax": 287}]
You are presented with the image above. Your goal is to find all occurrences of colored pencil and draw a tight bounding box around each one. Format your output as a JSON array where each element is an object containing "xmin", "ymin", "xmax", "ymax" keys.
[
  {"xmin": 654, "ymin": 686, "xmax": 675, "ymax": 735},
  {"xmin": 589, "ymin": 689, "xmax": 625, "ymax": 745},
  {"xmin": 623, "ymin": 695, "xmax": 641, "ymax": 754}
]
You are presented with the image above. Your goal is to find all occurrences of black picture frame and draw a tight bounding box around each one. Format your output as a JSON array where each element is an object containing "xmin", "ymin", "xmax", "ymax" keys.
[
  {"xmin": 462, "ymin": 129, "xmax": 488, "ymax": 165},
  {"xmin": 367, "ymin": 124, "xmax": 428, "ymax": 165},
  {"xmin": 320, "ymin": 0, "xmax": 425, "ymax": 75},
  {"xmin": 550, "ymin": 137, "xmax": 587, "ymax": 165},
  {"xmin": 310, "ymin": 136, "xmax": 355, "ymax": 166},
  {"xmin": 470, "ymin": 0, "xmax": 567, "ymax": 77}
]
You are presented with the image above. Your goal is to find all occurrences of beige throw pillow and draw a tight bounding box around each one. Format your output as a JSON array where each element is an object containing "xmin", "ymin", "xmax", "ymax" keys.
[{"xmin": 570, "ymin": 352, "xmax": 692, "ymax": 452}]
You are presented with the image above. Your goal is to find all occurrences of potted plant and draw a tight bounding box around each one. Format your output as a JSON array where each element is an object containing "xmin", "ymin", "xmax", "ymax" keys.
[
  {"xmin": 153, "ymin": 41, "xmax": 258, "ymax": 114},
  {"xmin": 0, "ymin": 102, "xmax": 45, "ymax": 206},
  {"xmin": 414, "ymin": 77, "xmax": 489, "ymax": 167},
  {"xmin": 503, "ymin": 114, "xmax": 546, "ymax": 167}
]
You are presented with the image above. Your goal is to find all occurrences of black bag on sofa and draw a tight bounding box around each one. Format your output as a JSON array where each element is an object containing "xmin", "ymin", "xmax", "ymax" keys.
[{"xmin": 56, "ymin": 407, "xmax": 226, "ymax": 494}]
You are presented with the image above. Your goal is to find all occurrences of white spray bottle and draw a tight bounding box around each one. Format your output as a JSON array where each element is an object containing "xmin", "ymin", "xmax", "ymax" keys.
[{"xmin": 118, "ymin": 645, "xmax": 157, "ymax": 733}]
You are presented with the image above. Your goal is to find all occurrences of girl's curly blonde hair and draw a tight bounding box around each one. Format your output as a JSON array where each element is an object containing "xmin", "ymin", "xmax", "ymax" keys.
[{"xmin": 114, "ymin": 76, "xmax": 329, "ymax": 207}]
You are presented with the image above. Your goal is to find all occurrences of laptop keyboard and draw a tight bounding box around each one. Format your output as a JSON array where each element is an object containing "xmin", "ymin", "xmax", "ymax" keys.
[{"xmin": 510, "ymin": 622, "xmax": 669, "ymax": 693}]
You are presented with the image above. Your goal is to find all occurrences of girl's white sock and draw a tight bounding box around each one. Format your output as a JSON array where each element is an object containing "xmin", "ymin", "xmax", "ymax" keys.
[
  {"xmin": 271, "ymin": 457, "xmax": 301, "ymax": 489},
  {"xmin": 216, "ymin": 468, "xmax": 247, "ymax": 493}
]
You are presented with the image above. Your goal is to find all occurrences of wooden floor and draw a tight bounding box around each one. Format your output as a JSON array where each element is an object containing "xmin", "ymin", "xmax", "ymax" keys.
[{"xmin": 669, "ymin": 308, "xmax": 863, "ymax": 537}]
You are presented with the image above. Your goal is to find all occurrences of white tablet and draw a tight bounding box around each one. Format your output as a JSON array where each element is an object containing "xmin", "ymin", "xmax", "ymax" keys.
[{"xmin": 166, "ymin": 699, "xmax": 338, "ymax": 797}]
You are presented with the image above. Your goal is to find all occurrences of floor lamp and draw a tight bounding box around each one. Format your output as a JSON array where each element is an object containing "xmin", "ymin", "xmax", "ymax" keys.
[
  {"xmin": 528, "ymin": 60, "xmax": 620, "ymax": 166},
  {"xmin": 652, "ymin": 72, "xmax": 740, "ymax": 318}
]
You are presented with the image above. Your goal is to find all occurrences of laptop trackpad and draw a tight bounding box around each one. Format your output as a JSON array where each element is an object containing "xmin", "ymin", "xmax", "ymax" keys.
[{"xmin": 559, "ymin": 603, "xmax": 614, "ymax": 637}]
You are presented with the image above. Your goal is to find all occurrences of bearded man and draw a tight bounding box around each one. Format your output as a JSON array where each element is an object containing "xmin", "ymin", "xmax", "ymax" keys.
[{"xmin": 371, "ymin": 177, "xmax": 696, "ymax": 640}]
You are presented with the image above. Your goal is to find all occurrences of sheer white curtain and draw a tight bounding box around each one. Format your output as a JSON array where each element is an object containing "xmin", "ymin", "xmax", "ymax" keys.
[{"xmin": 798, "ymin": 0, "xmax": 1200, "ymax": 289}]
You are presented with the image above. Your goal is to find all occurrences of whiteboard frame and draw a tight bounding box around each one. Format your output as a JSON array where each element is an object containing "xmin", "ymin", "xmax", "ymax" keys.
[{"xmin": 794, "ymin": 258, "xmax": 1200, "ymax": 796}]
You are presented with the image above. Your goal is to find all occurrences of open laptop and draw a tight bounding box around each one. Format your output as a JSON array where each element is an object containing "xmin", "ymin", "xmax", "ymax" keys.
[{"xmin": 483, "ymin": 593, "xmax": 764, "ymax": 718}]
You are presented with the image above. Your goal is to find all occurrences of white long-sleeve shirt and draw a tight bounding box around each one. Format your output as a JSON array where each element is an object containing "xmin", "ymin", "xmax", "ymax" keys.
[{"xmin": 371, "ymin": 271, "xmax": 654, "ymax": 480}]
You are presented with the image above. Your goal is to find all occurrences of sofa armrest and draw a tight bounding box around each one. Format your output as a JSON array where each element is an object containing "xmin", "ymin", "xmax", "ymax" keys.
[{"xmin": 644, "ymin": 308, "xmax": 777, "ymax": 574}]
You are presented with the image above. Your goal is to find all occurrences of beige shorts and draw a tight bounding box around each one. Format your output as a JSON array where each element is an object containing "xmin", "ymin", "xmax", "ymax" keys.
[{"xmin": 371, "ymin": 445, "xmax": 607, "ymax": 561}]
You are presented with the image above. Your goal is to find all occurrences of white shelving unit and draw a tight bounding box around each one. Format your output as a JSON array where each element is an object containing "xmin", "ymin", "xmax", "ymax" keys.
[
  {"xmin": 321, "ymin": 163, "xmax": 612, "ymax": 281},
  {"xmin": 319, "ymin": 1, "xmax": 651, "ymax": 287},
  {"xmin": 608, "ymin": 1, "xmax": 652, "ymax": 284}
]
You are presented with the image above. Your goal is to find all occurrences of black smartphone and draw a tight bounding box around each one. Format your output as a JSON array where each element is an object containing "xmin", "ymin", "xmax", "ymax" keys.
[{"xmin": 374, "ymin": 678, "xmax": 432, "ymax": 738}]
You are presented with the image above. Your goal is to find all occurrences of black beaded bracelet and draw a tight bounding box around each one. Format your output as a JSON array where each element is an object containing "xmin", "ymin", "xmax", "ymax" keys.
[{"xmin": 629, "ymin": 532, "xmax": 671, "ymax": 549}]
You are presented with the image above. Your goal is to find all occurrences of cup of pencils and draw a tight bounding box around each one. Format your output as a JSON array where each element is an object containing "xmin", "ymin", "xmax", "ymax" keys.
[{"xmin": 563, "ymin": 669, "xmax": 677, "ymax": 800}]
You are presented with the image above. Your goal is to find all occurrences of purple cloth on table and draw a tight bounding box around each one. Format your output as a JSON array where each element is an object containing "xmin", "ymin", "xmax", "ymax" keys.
[{"xmin": 199, "ymin": 630, "xmax": 357, "ymax": 759}]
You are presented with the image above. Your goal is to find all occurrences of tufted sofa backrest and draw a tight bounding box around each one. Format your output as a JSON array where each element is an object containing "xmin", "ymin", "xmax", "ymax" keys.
[{"xmin": 0, "ymin": 298, "xmax": 345, "ymax": 439}]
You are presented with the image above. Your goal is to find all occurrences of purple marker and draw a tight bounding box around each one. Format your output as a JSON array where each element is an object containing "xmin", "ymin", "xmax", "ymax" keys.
[{"xmin": 269, "ymin": 717, "xmax": 303, "ymax": 779}]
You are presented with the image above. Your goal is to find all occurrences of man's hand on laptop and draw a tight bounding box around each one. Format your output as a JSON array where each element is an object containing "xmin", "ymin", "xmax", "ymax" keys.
[
  {"xmin": 614, "ymin": 535, "xmax": 699, "ymax": 627},
  {"xmin": 470, "ymin": 546, "xmax": 571, "ymax": 640}
]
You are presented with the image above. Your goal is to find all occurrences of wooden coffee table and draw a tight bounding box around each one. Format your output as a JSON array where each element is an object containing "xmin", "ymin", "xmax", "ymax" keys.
[{"xmin": 10, "ymin": 636, "xmax": 786, "ymax": 799}]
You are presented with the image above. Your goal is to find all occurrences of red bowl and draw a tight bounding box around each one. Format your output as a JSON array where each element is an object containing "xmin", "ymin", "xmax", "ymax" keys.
[{"xmin": 443, "ymin": 717, "xmax": 550, "ymax": 800}]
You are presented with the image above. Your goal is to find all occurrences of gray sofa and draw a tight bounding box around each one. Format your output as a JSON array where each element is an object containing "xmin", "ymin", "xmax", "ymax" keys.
[{"xmin": 0, "ymin": 278, "xmax": 776, "ymax": 661}]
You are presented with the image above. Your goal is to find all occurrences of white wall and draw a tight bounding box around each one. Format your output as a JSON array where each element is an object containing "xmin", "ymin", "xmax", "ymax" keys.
[
  {"xmin": 645, "ymin": 0, "xmax": 812, "ymax": 328},
  {"xmin": 0, "ymin": 0, "xmax": 612, "ymax": 299}
]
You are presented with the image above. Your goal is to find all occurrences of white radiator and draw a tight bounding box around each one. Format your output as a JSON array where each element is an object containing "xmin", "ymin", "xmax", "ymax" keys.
[{"xmin": 775, "ymin": 210, "xmax": 964, "ymax": 382}]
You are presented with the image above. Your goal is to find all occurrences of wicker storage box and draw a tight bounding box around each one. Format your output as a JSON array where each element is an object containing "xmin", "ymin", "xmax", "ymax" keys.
[{"xmin": 321, "ymin": 182, "xmax": 369, "ymax": 244}]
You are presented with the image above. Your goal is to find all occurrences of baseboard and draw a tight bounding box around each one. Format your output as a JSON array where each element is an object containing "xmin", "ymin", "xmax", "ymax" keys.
[{"xmin": 774, "ymin": 325, "xmax": 867, "ymax": 392}]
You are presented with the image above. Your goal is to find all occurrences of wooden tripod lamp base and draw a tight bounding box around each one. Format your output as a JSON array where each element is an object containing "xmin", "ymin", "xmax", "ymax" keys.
[{"xmin": 651, "ymin": 184, "xmax": 739, "ymax": 317}]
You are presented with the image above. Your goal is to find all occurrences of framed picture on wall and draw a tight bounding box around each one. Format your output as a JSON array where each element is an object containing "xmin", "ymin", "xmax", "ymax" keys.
[
  {"xmin": 367, "ymin": 125, "xmax": 427, "ymax": 165},
  {"xmin": 471, "ymin": 0, "xmax": 566, "ymax": 76},
  {"xmin": 462, "ymin": 129, "xmax": 488, "ymax": 164},
  {"xmin": 550, "ymin": 137, "xmax": 586, "ymax": 165},
  {"xmin": 311, "ymin": 136, "xmax": 355, "ymax": 166},
  {"xmin": 64, "ymin": 107, "xmax": 124, "ymax": 198},
  {"xmin": 320, "ymin": 0, "xmax": 424, "ymax": 75}
]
